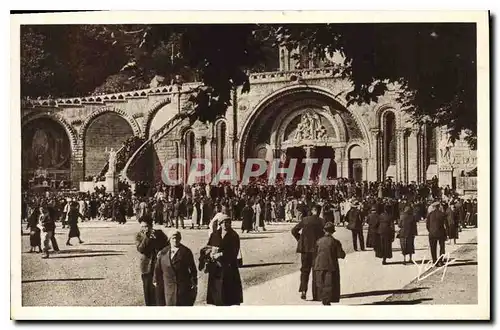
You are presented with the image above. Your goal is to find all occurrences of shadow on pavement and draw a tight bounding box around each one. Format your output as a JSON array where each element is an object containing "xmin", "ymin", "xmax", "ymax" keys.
[
  {"xmin": 240, "ymin": 236, "xmax": 272, "ymax": 240},
  {"xmin": 456, "ymin": 242, "xmax": 478, "ymax": 245},
  {"xmin": 362, "ymin": 298, "xmax": 433, "ymax": 305},
  {"xmin": 381, "ymin": 261, "xmax": 407, "ymax": 265},
  {"xmin": 53, "ymin": 249, "xmax": 124, "ymax": 254},
  {"xmin": 82, "ymin": 243, "xmax": 135, "ymax": 246},
  {"xmin": 341, "ymin": 287, "xmax": 429, "ymax": 299},
  {"xmin": 22, "ymin": 277, "xmax": 105, "ymax": 284},
  {"xmin": 447, "ymin": 261, "xmax": 478, "ymax": 267},
  {"xmin": 50, "ymin": 253, "xmax": 125, "ymax": 259},
  {"xmin": 240, "ymin": 262, "xmax": 294, "ymax": 268}
]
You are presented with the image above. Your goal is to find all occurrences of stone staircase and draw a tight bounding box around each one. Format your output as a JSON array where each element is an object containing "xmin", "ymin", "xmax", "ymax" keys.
[{"xmin": 121, "ymin": 110, "xmax": 195, "ymax": 184}]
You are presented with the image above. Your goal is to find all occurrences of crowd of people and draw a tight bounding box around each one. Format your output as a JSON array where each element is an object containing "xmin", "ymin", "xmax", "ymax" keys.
[{"xmin": 21, "ymin": 176, "xmax": 478, "ymax": 305}]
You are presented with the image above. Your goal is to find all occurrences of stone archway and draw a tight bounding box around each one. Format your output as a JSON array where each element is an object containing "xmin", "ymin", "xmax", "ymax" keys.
[
  {"xmin": 79, "ymin": 107, "xmax": 142, "ymax": 141},
  {"xmin": 21, "ymin": 114, "xmax": 75, "ymax": 185},
  {"xmin": 143, "ymin": 97, "xmax": 173, "ymax": 138},
  {"xmin": 82, "ymin": 111, "xmax": 136, "ymax": 177},
  {"xmin": 239, "ymin": 85, "xmax": 371, "ymax": 163},
  {"xmin": 238, "ymin": 85, "xmax": 371, "ymax": 179}
]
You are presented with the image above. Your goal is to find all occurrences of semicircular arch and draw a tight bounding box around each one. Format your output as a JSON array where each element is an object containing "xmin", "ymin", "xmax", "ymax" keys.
[
  {"xmin": 239, "ymin": 84, "xmax": 372, "ymax": 161},
  {"xmin": 79, "ymin": 107, "xmax": 142, "ymax": 141},
  {"xmin": 22, "ymin": 112, "xmax": 78, "ymax": 151}
]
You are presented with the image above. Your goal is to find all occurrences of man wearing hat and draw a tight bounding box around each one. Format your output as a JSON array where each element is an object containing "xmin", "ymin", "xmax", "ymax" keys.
[
  {"xmin": 291, "ymin": 205, "xmax": 325, "ymax": 301},
  {"xmin": 135, "ymin": 216, "xmax": 168, "ymax": 306},
  {"xmin": 314, "ymin": 222, "xmax": 346, "ymax": 305},
  {"xmin": 346, "ymin": 200, "xmax": 365, "ymax": 251},
  {"xmin": 426, "ymin": 201, "xmax": 448, "ymax": 266}
]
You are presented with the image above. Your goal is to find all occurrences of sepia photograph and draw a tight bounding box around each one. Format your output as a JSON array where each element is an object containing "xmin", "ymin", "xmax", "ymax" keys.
[{"xmin": 10, "ymin": 11, "xmax": 490, "ymax": 320}]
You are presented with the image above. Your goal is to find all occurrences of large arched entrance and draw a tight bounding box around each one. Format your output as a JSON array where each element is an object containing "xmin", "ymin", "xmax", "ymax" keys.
[
  {"xmin": 84, "ymin": 112, "xmax": 135, "ymax": 178},
  {"xmin": 22, "ymin": 117, "xmax": 72, "ymax": 187},
  {"xmin": 239, "ymin": 86, "xmax": 370, "ymax": 181}
]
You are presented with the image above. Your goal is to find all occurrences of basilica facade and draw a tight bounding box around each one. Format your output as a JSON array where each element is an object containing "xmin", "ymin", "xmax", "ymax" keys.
[{"xmin": 21, "ymin": 50, "xmax": 477, "ymax": 191}]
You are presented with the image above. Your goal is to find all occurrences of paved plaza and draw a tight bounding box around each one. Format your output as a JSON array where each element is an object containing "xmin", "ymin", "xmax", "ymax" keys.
[{"xmin": 21, "ymin": 220, "xmax": 477, "ymax": 306}]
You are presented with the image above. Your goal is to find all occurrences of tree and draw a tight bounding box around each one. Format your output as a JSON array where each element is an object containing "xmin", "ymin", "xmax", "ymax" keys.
[{"xmin": 271, "ymin": 23, "xmax": 477, "ymax": 148}]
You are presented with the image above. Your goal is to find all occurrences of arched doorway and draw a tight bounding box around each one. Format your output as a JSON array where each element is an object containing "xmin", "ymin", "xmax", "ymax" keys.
[
  {"xmin": 84, "ymin": 112, "xmax": 134, "ymax": 178},
  {"xmin": 22, "ymin": 117, "xmax": 72, "ymax": 187},
  {"xmin": 239, "ymin": 86, "xmax": 369, "ymax": 180},
  {"xmin": 348, "ymin": 145, "xmax": 364, "ymax": 182}
]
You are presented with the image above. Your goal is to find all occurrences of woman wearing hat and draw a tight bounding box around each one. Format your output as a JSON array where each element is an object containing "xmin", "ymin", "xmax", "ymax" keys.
[
  {"xmin": 398, "ymin": 206, "xmax": 417, "ymax": 264},
  {"xmin": 365, "ymin": 206, "xmax": 380, "ymax": 249},
  {"xmin": 154, "ymin": 229, "xmax": 198, "ymax": 306},
  {"xmin": 66, "ymin": 202, "xmax": 84, "ymax": 246},
  {"xmin": 313, "ymin": 222, "xmax": 346, "ymax": 305},
  {"xmin": 26, "ymin": 205, "xmax": 42, "ymax": 253},
  {"xmin": 200, "ymin": 215, "xmax": 225, "ymax": 305}
]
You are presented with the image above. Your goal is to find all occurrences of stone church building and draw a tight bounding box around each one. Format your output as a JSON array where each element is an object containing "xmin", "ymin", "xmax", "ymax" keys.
[{"xmin": 21, "ymin": 47, "xmax": 477, "ymax": 192}]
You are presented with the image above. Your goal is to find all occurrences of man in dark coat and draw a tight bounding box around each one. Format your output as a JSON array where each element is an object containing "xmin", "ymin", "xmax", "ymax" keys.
[
  {"xmin": 135, "ymin": 217, "xmax": 169, "ymax": 306},
  {"xmin": 346, "ymin": 202, "xmax": 365, "ymax": 251},
  {"xmin": 241, "ymin": 200, "xmax": 254, "ymax": 233},
  {"xmin": 291, "ymin": 205, "xmax": 325, "ymax": 300},
  {"xmin": 218, "ymin": 217, "xmax": 243, "ymax": 305},
  {"xmin": 202, "ymin": 198, "xmax": 213, "ymax": 227},
  {"xmin": 154, "ymin": 230, "xmax": 198, "ymax": 306},
  {"xmin": 426, "ymin": 202, "xmax": 448, "ymax": 266},
  {"xmin": 314, "ymin": 222, "xmax": 346, "ymax": 305}
]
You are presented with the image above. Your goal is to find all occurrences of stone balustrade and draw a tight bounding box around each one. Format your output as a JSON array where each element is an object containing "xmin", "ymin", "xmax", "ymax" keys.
[
  {"xmin": 21, "ymin": 67, "xmax": 344, "ymax": 108},
  {"xmin": 21, "ymin": 82, "xmax": 201, "ymax": 108}
]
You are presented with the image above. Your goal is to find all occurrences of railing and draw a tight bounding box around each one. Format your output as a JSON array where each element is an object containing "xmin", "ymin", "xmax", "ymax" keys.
[
  {"xmin": 248, "ymin": 66, "xmax": 342, "ymax": 83},
  {"xmin": 21, "ymin": 82, "xmax": 201, "ymax": 108}
]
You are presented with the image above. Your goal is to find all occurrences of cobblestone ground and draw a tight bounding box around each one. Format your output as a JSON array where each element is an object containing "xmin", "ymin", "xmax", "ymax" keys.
[{"xmin": 21, "ymin": 219, "xmax": 477, "ymax": 306}]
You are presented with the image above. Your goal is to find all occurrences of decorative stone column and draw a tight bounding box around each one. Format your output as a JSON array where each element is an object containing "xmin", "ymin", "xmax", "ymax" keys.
[
  {"xmin": 334, "ymin": 148, "xmax": 345, "ymax": 178},
  {"xmin": 304, "ymin": 146, "xmax": 315, "ymax": 158},
  {"xmin": 407, "ymin": 128, "xmax": 419, "ymax": 183},
  {"xmin": 72, "ymin": 140, "xmax": 84, "ymax": 189},
  {"xmin": 418, "ymin": 127, "xmax": 426, "ymax": 182},
  {"xmin": 369, "ymin": 128, "xmax": 381, "ymax": 181},
  {"xmin": 363, "ymin": 158, "xmax": 369, "ymax": 181},
  {"xmin": 396, "ymin": 129, "xmax": 406, "ymax": 183}
]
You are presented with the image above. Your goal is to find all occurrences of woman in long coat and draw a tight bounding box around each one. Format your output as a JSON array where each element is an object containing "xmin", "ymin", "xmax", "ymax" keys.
[
  {"xmin": 26, "ymin": 206, "xmax": 42, "ymax": 253},
  {"xmin": 241, "ymin": 201, "xmax": 254, "ymax": 233},
  {"xmin": 314, "ymin": 222, "xmax": 346, "ymax": 305},
  {"xmin": 154, "ymin": 230, "xmax": 198, "ymax": 306},
  {"xmin": 398, "ymin": 206, "xmax": 417, "ymax": 264},
  {"xmin": 203, "ymin": 217, "xmax": 224, "ymax": 305},
  {"xmin": 66, "ymin": 203, "xmax": 84, "ymax": 246},
  {"xmin": 446, "ymin": 203, "xmax": 460, "ymax": 244},
  {"xmin": 375, "ymin": 205, "xmax": 395, "ymax": 265},
  {"xmin": 365, "ymin": 206, "xmax": 379, "ymax": 249},
  {"xmin": 218, "ymin": 217, "xmax": 243, "ymax": 306}
]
